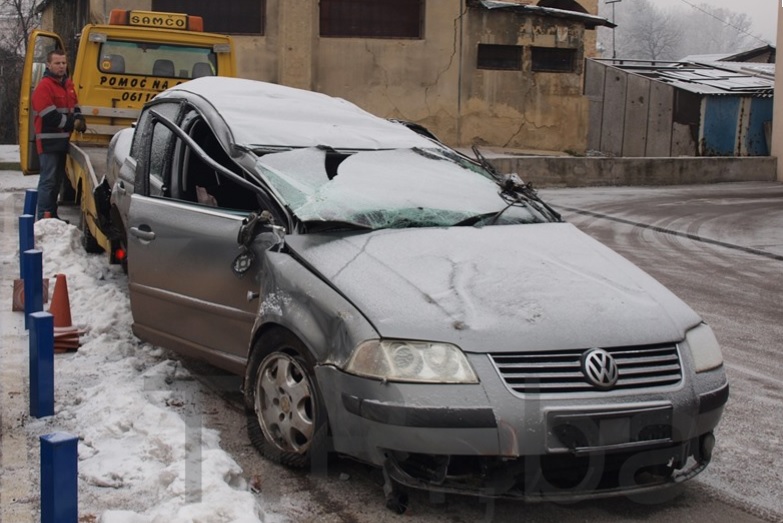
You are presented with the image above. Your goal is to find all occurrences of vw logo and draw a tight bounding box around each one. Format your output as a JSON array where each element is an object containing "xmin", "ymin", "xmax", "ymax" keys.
[{"xmin": 581, "ymin": 348, "xmax": 619, "ymax": 390}]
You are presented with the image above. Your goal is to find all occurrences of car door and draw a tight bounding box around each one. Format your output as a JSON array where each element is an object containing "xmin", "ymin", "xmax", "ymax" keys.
[
  {"xmin": 125, "ymin": 108, "xmax": 273, "ymax": 373},
  {"xmin": 111, "ymin": 100, "xmax": 182, "ymax": 232},
  {"xmin": 18, "ymin": 31, "xmax": 66, "ymax": 175}
]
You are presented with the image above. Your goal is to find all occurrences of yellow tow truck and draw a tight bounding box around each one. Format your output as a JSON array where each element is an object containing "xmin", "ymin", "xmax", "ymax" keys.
[{"xmin": 18, "ymin": 9, "xmax": 236, "ymax": 262}]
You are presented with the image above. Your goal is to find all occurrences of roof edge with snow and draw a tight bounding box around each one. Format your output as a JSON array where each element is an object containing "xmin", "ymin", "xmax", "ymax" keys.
[{"xmin": 472, "ymin": 0, "xmax": 616, "ymax": 29}]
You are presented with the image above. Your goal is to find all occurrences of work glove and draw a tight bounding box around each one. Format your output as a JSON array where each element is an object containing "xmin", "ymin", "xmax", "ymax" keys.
[
  {"xmin": 73, "ymin": 116, "xmax": 86, "ymax": 133},
  {"xmin": 63, "ymin": 115, "xmax": 74, "ymax": 133}
]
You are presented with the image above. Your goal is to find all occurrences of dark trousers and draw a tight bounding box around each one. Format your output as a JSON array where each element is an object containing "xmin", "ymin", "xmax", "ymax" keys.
[{"xmin": 37, "ymin": 152, "xmax": 67, "ymax": 219}]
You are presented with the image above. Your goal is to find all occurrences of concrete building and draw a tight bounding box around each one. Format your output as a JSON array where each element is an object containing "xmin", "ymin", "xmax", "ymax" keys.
[
  {"xmin": 774, "ymin": 6, "xmax": 783, "ymax": 182},
  {"xmin": 36, "ymin": 0, "xmax": 612, "ymax": 152}
]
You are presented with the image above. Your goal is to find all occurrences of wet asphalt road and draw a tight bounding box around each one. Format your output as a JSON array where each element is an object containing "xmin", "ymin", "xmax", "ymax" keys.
[{"xmin": 176, "ymin": 182, "xmax": 783, "ymax": 522}]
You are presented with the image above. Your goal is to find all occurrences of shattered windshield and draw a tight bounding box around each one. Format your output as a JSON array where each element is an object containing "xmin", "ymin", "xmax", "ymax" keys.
[{"xmin": 255, "ymin": 147, "xmax": 552, "ymax": 230}]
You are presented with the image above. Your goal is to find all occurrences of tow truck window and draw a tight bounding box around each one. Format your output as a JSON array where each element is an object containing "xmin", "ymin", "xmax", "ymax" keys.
[{"xmin": 98, "ymin": 40, "xmax": 217, "ymax": 79}]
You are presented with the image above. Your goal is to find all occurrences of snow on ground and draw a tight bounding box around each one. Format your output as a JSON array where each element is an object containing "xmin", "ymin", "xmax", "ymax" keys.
[{"xmin": 8, "ymin": 216, "xmax": 285, "ymax": 522}]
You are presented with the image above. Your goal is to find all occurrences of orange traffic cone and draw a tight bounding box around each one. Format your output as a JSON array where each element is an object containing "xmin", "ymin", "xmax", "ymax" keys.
[
  {"xmin": 11, "ymin": 278, "xmax": 49, "ymax": 311},
  {"xmin": 48, "ymin": 273, "xmax": 84, "ymax": 353}
]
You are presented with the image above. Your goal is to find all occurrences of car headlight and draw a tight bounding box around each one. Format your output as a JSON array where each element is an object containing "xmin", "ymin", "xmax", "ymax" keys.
[
  {"xmin": 685, "ymin": 323, "xmax": 723, "ymax": 372},
  {"xmin": 345, "ymin": 339, "xmax": 479, "ymax": 383}
]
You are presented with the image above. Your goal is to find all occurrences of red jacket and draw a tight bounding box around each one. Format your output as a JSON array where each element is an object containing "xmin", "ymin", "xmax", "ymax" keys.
[{"xmin": 32, "ymin": 71, "xmax": 82, "ymax": 154}]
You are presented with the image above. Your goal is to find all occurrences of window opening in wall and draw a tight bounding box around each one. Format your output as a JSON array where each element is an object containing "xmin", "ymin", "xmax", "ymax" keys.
[
  {"xmin": 477, "ymin": 44, "xmax": 523, "ymax": 70},
  {"xmin": 151, "ymin": 0, "xmax": 265, "ymax": 35},
  {"xmin": 320, "ymin": 0, "xmax": 424, "ymax": 39},
  {"xmin": 531, "ymin": 47, "xmax": 577, "ymax": 73}
]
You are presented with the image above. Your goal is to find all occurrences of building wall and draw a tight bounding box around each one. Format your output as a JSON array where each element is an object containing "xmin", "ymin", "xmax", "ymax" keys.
[
  {"xmin": 463, "ymin": 11, "xmax": 589, "ymax": 152},
  {"xmin": 586, "ymin": 61, "xmax": 692, "ymax": 157},
  {"xmin": 69, "ymin": 0, "xmax": 596, "ymax": 152},
  {"xmin": 313, "ymin": 2, "xmax": 463, "ymax": 145}
]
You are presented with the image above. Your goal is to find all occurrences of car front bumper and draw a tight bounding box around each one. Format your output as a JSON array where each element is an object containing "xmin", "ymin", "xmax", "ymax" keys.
[{"xmin": 315, "ymin": 357, "xmax": 728, "ymax": 498}]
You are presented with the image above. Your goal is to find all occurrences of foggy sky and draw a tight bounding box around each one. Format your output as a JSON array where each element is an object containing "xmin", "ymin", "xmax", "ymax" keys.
[{"xmin": 604, "ymin": 0, "xmax": 776, "ymax": 46}]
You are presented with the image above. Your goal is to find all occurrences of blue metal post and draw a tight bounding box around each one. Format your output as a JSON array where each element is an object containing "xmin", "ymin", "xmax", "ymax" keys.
[
  {"xmin": 22, "ymin": 249, "xmax": 43, "ymax": 330},
  {"xmin": 23, "ymin": 188, "xmax": 38, "ymax": 216},
  {"xmin": 40, "ymin": 432, "xmax": 78, "ymax": 523},
  {"xmin": 19, "ymin": 214, "xmax": 34, "ymax": 279},
  {"xmin": 29, "ymin": 311, "xmax": 54, "ymax": 418}
]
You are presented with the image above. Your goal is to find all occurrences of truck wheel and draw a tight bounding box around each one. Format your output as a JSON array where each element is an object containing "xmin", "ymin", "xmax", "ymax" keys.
[
  {"xmin": 80, "ymin": 212, "xmax": 103, "ymax": 254},
  {"xmin": 245, "ymin": 329, "xmax": 328, "ymax": 469},
  {"xmin": 60, "ymin": 179, "xmax": 78, "ymax": 205}
]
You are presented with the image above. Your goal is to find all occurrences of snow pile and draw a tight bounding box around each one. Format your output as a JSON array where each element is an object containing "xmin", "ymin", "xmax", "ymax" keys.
[{"xmin": 24, "ymin": 219, "xmax": 280, "ymax": 523}]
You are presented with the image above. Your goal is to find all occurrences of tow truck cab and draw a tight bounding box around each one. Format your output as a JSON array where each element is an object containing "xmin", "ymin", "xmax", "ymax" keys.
[{"xmin": 18, "ymin": 9, "xmax": 235, "ymax": 260}]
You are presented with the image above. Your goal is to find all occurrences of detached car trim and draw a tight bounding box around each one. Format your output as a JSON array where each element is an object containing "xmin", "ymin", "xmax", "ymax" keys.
[{"xmin": 341, "ymin": 394, "xmax": 497, "ymax": 428}]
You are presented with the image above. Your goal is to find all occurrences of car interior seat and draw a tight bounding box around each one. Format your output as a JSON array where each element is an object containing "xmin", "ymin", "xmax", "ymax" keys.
[
  {"xmin": 152, "ymin": 59, "xmax": 175, "ymax": 77},
  {"xmin": 192, "ymin": 62, "xmax": 213, "ymax": 78}
]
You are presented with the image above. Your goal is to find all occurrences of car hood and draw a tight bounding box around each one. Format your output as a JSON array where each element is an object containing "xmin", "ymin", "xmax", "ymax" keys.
[{"xmin": 284, "ymin": 223, "xmax": 701, "ymax": 352}]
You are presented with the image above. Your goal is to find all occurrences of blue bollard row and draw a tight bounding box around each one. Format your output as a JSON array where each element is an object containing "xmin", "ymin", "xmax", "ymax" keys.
[
  {"xmin": 19, "ymin": 214, "xmax": 34, "ymax": 279},
  {"xmin": 40, "ymin": 432, "xmax": 78, "ymax": 523},
  {"xmin": 29, "ymin": 311, "xmax": 54, "ymax": 418},
  {"xmin": 24, "ymin": 188, "xmax": 38, "ymax": 216},
  {"xmin": 18, "ymin": 191, "xmax": 79, "ymax": 521},
  {"xmin": 22, "ymin": 249, "xmax": 43, "ymax": 331}
]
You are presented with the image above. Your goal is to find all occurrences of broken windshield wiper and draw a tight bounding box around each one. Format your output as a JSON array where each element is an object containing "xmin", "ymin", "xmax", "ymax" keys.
[
  {"xmin": 471, "ymin": 146, "xmax": 562, "ymax": 223},
  {"xmin": 452, "ymin": 205, "xmax": 515, "ymax": 227}
]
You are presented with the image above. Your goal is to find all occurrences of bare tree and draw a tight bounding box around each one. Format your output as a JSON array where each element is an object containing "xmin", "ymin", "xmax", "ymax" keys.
[
  {"xmin": 597, "ymin": 0, "xmax": 763, "ymax": 61},
  {"xmin": 624, "ymin": 1, "xmax": 682, "ymax": 60},
  {"xmin": 0, "ymin": 0, "xmax": 42, "ymax": 54},
  {"xmin": 0, "ymin": 0, "xmax": 42, "ymax": 143},
  {"xmin": 597, "ymin": 0, "xmax": 683, "ymax": 60},
  {"xmin": 678, "ymin": 4, "xmax": 755, "ymax": 57}
]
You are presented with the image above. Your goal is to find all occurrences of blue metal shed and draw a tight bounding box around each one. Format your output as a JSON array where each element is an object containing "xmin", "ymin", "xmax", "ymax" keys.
[{"xmin": 586, "ymin": 57, "xmax": 774, "ymax": 157}]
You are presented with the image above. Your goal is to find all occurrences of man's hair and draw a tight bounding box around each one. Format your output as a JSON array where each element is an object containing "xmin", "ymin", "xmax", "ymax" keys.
[{"xmin": 46, "ymin": 49, "xmax": 66, "ymax": 63}]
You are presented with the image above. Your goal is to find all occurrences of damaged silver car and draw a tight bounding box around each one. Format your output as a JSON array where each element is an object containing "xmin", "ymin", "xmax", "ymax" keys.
[{"xmin": 102, "ymin": 77, "xmax": 728, "ymax": 511}]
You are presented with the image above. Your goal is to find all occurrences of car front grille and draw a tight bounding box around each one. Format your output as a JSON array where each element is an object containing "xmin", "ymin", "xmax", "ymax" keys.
[{"xmin": 490, "ymin": 343, "xmax": 682, "ymax": 394}]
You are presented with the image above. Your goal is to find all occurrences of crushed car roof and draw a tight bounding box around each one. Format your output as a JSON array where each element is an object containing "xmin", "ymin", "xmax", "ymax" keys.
[{"xmin": 156, "ymin": 77, "xmax": 436, "ymax": 151}]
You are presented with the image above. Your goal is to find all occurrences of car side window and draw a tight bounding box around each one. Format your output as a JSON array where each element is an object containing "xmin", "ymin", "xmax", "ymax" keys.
[
  {"xmin": 132, "ymin": 102, "xmax": 182, "ymax": 197},
  {"xmin": 171, "ymin": 116, "xmax": 284, "ymax": 220}
]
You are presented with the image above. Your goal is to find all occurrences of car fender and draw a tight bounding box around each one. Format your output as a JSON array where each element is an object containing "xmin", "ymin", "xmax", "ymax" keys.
[{"xmin": 249, "ymin": 249, "xmax": 378, "ymax": 368}]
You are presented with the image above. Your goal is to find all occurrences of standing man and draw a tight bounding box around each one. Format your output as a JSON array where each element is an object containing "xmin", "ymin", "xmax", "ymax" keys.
[{"xmin": 32, "ymin": 49, "xmax": 85, "ymax": 220}]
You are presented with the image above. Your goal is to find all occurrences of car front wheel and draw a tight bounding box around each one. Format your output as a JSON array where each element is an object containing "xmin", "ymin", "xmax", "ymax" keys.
[{"xmin": 246, "ymin": 330, "xmax": 327, "ymax": 468}]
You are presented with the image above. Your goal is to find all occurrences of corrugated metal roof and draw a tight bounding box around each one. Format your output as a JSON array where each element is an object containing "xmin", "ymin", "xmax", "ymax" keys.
[
  {"xmin": 682, "ymin": 45, "xmax": 775, "ymax": 64},
  {"xmin": 596, "ymin": 59, "xmax": 774, "ymax": 98},
  {"xmin": 475, "ymin": 0, "xmax": 616, "ymax": 29},
  {"xmin": 700, "ymin": 61, "xmax": 775, "ymax": 81}
]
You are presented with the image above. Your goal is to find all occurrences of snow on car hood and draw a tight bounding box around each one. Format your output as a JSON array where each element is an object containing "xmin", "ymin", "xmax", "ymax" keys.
[{"xmin": 284, "ymin": 223, "xmax": 702, "ymax": 353}]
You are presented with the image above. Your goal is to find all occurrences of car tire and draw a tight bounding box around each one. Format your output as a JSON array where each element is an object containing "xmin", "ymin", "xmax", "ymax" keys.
[
  {"xmin": 245, "ymin": 329, "xmax": 328, "ymax": 469},
  {"xmin": 80, "ymin": 212, "xmax": 104, "ymax": 254},
  {"xmin": 60, "ymin": 178, "xmax": 78, "ymax": 205}
]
